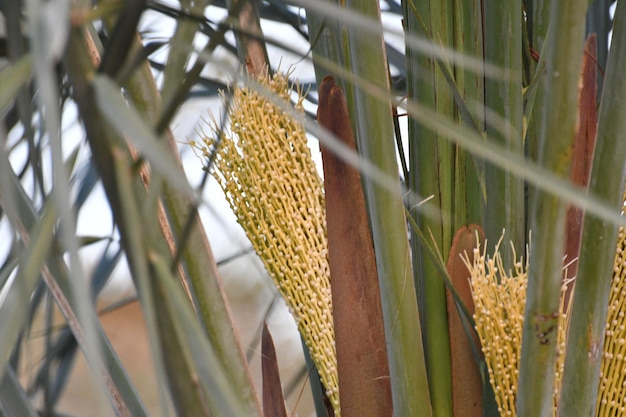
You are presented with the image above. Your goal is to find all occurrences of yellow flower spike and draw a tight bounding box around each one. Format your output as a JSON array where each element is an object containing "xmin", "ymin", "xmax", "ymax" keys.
[
  {"xmin": 466, "ymin": 235, "xmax": 570, "ymax": 417},
  {"xmin": 596, "ymin": 193, "xmax": 626, "ymax": 417},
  {"xmin": 193, "ymin": 70, "xmax": 340, "ymax": 415}
]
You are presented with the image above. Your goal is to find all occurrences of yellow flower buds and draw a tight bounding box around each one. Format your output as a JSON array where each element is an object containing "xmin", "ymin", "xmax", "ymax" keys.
[
  {"xmin": 466, "ymin": 237, "xmax": 569, "ymax": 417},
  {"xmin": 468, "ymin": 209, "xmax": 626, "ymax": 417},
  {"xmin": 597, "ymin": 220, "xmax": 626, "ymax": 417},
  {"xmin": 194, "ymin": 70, "xmax": 340, "ymax": 415}
]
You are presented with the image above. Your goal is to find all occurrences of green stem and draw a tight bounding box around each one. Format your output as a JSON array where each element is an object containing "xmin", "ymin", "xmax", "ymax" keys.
[
  {"xmin": 516, "ymin": 1, "xmax": 588, "ymax": 416},
  {"xmin": 107, "ymin": 18, "xmax": 262, "ymax": 414},
  {"xmin": 453, "ymin": 0, "xmax": 483, "ymax": 229},
  {"xmin": 558, "ymin": 2, "xmax": 626, "ymax": 415},
  {"xmin": 483, "ymin": 0, "xmax": 524, "ymax": 262},
  {"xmin": 342, "ymin": 1, "xmax": 432, "ymax": 416},
  {"xmin": 65, "ymin": 24, "xmax": 262, "ymax": 417},
  {"xmin": 403, "ymin": 0, "xmax": 474, "ymax": 414},
  {"xmin": 159, "ymin": 0, "xmax": 212, "ymax": 111}
]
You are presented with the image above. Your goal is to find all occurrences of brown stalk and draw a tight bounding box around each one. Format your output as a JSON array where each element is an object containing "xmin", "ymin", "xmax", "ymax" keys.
[
  {"xmin": 318, "ymin": 75, "xmax": 393, "ymax": 417},
  {"xmin": 565, "ymin": 33, "xmax": 598, "ymax": 282},
  {"xmin": 229, "ymin": 0, "xmax": 269, "ymax": 78},
  {"xmin": 446, "ymin": 225, "xmax": 484, "ymax": 417},
  {"xmin": 262, "ymin": 323, "xmax": 288, "ymax": 417}
]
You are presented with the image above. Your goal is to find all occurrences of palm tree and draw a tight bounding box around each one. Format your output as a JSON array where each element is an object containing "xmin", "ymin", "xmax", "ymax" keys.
[{"xmin": 0, "ymin": 0, "xmax": 624, "ymax": 416}]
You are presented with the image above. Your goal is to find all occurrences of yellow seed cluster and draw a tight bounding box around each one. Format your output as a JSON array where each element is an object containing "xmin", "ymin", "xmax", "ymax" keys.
[
  {"xmin": 466, "ymin": 238, "xmax": 570, "ymax": 417},
  {"xmin": 597, "ymin": 214, "xmax": 626, "ymax": 417},
  {"xmin": 192, "ymin": 71, "xmax": 340, "ymax": 415}
]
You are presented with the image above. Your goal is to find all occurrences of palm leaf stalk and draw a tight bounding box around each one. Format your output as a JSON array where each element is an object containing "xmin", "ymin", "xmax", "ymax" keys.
[
  {"xmin": 483, "ymin": 0, "xmax": 525, "ymax": 260},
  {"xmin": 97, "ymin": 1, "xmax": 265, "ymax": 408},
  {"xmin": 403, "ymin": 2, "xmax": 455, "ymax": 414},
  {"xmin": 304, "ymin": 1, "xmax": 432, "ymax": 415},
  {"xmin": 451, "ymin": 0, "xmax": 483, "ymax": 230},
  {"xmin": 339, "ymin": 1, "xmax": 432, "ymax": 416},
  {"xmin": 524, "ymin": 0, "xmax": 550, "ymax": 166},
  {"xmin": 517, "ymin": 1, "xmax": 589, "ymax": 415},
  {"xmin": 403, "ymin": 0, "xmax": 486, "ymax": 414},
  {"xmin": 448, "ymin": 1, "xmax": 486, "ymax": 413},
  {"xmin": 98, "ymin": 6, "xmax": 259, "ymax": 401},
  {"xmin": 558, "ymin": 1, "xmax": 626, "ymax": 414},
  {"xmin": 64, "ymin": 15, "xmax": 263, "ymax": 416},
  {"xmin": 159, "ymin": 0, "xmax": 213, "ymax": 114}
]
